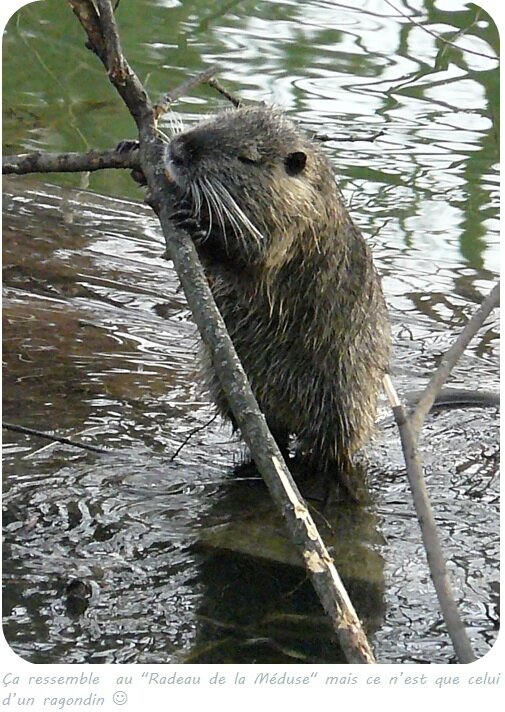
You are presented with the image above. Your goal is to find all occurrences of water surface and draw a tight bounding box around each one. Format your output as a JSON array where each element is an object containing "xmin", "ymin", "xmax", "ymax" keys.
[{"xmin": 2, "ymin": 0, "xmax": 500, "ymax": 664}]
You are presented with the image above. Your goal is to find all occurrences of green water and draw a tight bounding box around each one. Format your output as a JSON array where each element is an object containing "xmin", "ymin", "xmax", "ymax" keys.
[{"xmin": 3, "ymin": 0, "xmax": 499, "ymax": 277}]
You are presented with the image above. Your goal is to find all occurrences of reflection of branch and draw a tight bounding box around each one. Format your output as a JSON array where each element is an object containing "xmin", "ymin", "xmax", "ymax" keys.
[
  {"xmin": 410, "ymin": 282, "xmax": 500, "ymax": 436},
  {"xmin": 383, "ymin": 0, "xmax": 496, "ymax": 62},
  {"xmin": 69, "ymin": 0, "xmax": 375, "ymax": 664},
  {"xmin": 2, "ymin": 149, "xmax": 140, "ymax": 175}
]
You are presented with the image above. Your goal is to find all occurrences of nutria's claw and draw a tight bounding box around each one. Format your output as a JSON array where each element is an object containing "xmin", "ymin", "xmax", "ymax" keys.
[
  {"xmin": 115, "ymin": 140, "xmax": 146, "ymax": 185},
  {"xmin": 170, "ymin": 209, "xmax": 198, "ymax": 228},
  {"xmin": 116, "ymin": 139, "xmax": 140, "ymax": 153},
  {"xmin": 130, "ymin": 169, "xmax": 147, "ymax": 186},
  {"xmin": 169, "ymin": 211, "xmax": 207, "ymax": 241}
]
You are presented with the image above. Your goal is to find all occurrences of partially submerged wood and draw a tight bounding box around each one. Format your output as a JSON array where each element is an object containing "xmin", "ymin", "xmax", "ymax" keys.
[
  {"xmin": 68, "ymin": 0, "xmax": 376, "ymax": 664},
  {"xmin": 382, "ymin": 282, "xmax": 499, "ymax": 664},
  {"xmin": 383, "ymin": 376, "xmax": 476, "ymax": 663},
  {"xmin": 198, "ymin": 494, "xmax": 383, "ymax": 584}
]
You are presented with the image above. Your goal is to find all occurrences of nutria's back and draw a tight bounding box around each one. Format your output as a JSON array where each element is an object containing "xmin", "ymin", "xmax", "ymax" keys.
[{"xmin": 165, "ymin": 105, "xmax": 391, "ymax": 488}]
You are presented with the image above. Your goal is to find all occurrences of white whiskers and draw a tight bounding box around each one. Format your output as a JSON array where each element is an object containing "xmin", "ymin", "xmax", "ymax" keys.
[{"xmin": 184, "ymin": 173, "xmax": 264, "ymax": 254}]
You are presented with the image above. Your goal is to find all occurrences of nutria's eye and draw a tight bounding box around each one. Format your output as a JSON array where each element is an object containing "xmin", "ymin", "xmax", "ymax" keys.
[
  {"xmin": 285, "ymin": 151, "xmax": 307, "ymax": 176},
  {"xmin": 237, "ymin": 143, "xmax": 261, "ymax": 165},
  {"xmin": 238, "ymin": 155, "xmax": 259, "ymax": 165}
]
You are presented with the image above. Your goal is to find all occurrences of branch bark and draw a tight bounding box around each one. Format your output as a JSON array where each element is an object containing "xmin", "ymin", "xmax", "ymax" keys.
[
  {"xmin": 382, "ymin": 277, "xmax": 500, "ymax": 663},
  {"xmin": 383, "ymin": 376, "xmax": 476, "ymax": 663},
  {"xmin": 3, "ymin": 149, "xmax": 140, "ymax": 175},
  {"xmin": 68, "ymin": 0, "xmax": 376, "ymax": 664}
]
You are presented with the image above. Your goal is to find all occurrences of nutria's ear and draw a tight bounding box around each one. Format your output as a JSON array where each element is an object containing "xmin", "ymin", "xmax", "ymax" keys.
[{"xmin": 285, "ymin": 151, "xmax": 307, "ymax": 176}]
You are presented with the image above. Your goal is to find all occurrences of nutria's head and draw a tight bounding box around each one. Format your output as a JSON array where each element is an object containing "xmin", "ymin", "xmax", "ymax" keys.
[{"xmin": 165, "ymin": 106, "xmax": 341, "ymax": 266}]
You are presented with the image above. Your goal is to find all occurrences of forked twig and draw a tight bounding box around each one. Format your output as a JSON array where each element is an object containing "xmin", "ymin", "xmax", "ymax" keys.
[{"xmin": 409, "ymin": 283, "xmax": 500, "ymax": 436}]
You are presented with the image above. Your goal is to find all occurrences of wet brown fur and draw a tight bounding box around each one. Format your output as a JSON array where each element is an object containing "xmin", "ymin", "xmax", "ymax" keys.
[{"xmin": 165, "ymin": 106, "xmax": 391, "ymax": 485}]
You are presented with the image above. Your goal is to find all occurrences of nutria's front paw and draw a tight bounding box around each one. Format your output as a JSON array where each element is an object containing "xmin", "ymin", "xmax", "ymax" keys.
[
  {"xmin": 170, "ymin": 210, "xmax": 207, "ymax": 243},
  {"xmin": 116, "ymin": 139, "xmax": 139, "ymax": 153},
  {"xmin": 116, "ymin": 139, "xmax": 146, "ymax": 186}
]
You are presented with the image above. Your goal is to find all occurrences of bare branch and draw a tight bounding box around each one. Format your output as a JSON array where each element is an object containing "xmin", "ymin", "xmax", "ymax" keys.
[
  {"xmin": 68, "ymin": 0, "xmax": 376, "ymax": 664},
  {"xmin": 383, "ymin": 375, "xmax": 476, "ymax": 663},
  {"xmin": 68, "ymin": 0, "xmax": 106, "ymax": 62},
  {"xmin": 153, "ymin": 204, "xmax": 376, "ymax": 664},
  {"xmin": 3, "ymin": 148, "xmax": 140, "ymax": 175},
  {"xmin": 314, "ymin": 129, "xmax": 385, "ymax": 143},
  {"xmin": 96, "ymin": 0, "xmax": 128, "ymax": 83},
  {"xmin": 381, "ymin": 284, "xmax": 500, "ymax": 663},
  {"xmin": 206, "ymin": 77, "xmax": 243, "ymax": 108},
  {"xmin": 3, "ymin": 422, "xmax": 112, "ymax": 455},
  {"xmin": 69, "ymin": 0, "xmax": 153, "ymax": 132},
  {"xmin": 154, "ymin": 66, "xmax": 219, "ymax": 120}
]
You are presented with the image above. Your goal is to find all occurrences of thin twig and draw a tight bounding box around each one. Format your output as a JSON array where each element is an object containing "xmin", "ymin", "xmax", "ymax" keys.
[
  {"xmin": 206, "ymin": 77, "xmax": 243, "ymax": 108},
  {"xmin": 409, "ymin": 283, "xmax": 499, "ymax": 437},
  {"xmin": 3, "ymin": 422, "xmax": 112, "ymax": 455},
  {"xmin": 314, "ymin": 130, "xmax": 385, "ymax": 143},
  {"xmin": 382, "ymin": 376, "xmax": 476, "ymax": 663},
  {"xmin": 154, "ymin": 66, "xmax": 219, "ymax": 120},
  {"xmin": 383, "ymin": 0, "xmax": 497, "ymax": 62},
  {"xmin": 169, "ymin": 412, "xmax": 220, "ymax": 462}
]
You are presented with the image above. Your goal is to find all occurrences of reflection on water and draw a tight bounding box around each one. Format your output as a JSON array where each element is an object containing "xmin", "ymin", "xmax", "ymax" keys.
[
  {"xmin": 2, "ymin": 178, "xmax": 498, "ymax": 664},
  {"xmin": 2, "ymin": 0, "xmax": 500, "ymax": 664}
]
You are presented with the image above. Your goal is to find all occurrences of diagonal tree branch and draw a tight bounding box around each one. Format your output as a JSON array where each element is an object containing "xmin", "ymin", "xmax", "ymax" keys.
[
  {"xmin": 71, "ymin": 0, "xmax": 153, "ymax": 131},
  {"xmin": 68, "ymin": 0, "xmax": 376, "ymax": 664},
  {"xmin": 68, "ymin": 0, "xmax": 106, "ymax": 62}
]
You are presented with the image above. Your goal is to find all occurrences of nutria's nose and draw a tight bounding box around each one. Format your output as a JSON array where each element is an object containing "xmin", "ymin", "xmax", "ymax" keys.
[{"xmin": 168, "ymin": 132, "xmax": 203, "ymax": 167}]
